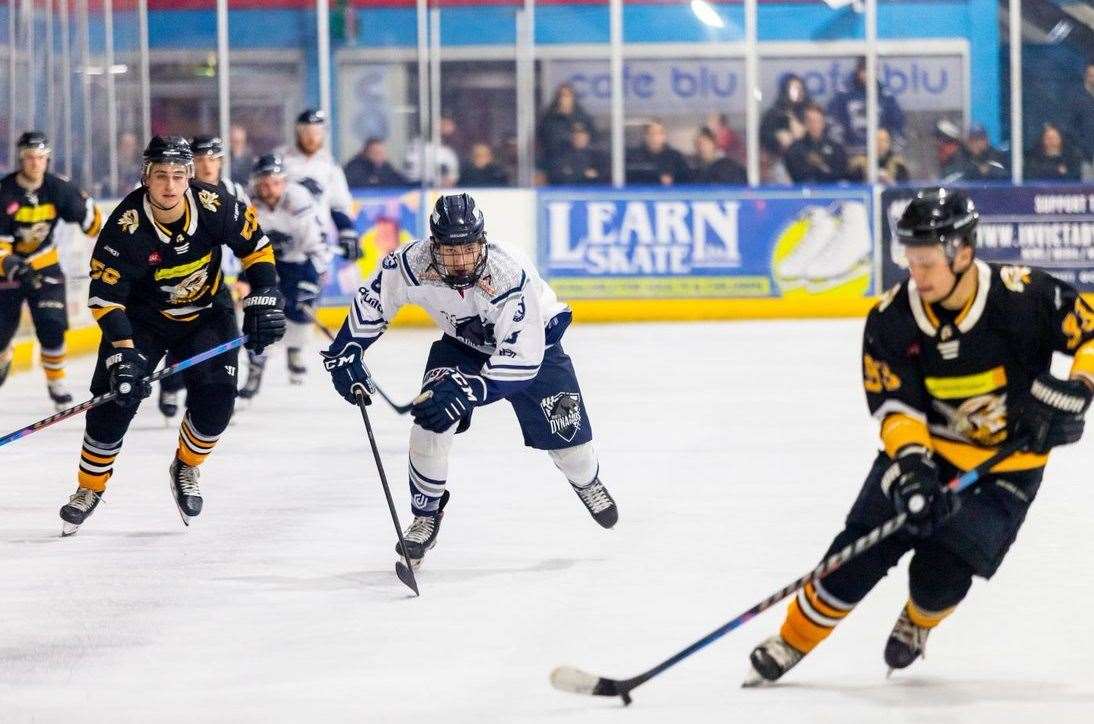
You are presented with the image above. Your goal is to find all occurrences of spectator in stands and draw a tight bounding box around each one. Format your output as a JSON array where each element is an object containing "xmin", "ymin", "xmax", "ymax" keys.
[
  {"xmin": 228, "ymin": 123, "xmax": 252, "ymax": 186},
  {"xmin": 1025, "ymin": 123, "xmax": 1084, "ymax": 182},
  {"xmin": 404, "ymin": 134, "xmax": 460, "ymax": 188},
  {"xmin": 958, "ymin": 124, "xmax": 1008, "ymax": 181},
  {"xmin": 343, "ymin": 137, "xmax": 410, "ymax": 188},
  {"xmin": 1067, "ymin": 63, "xmax": 1094, "ymax": 171},
  {"xmin": 784, "ymin": 104, "xmax": 849, "ymax": 183},
  {"xmin": 538, "ymin": 83, "xmax": 596, "ymax": 164},
  {"xmin": 934, "ymin": 118, "xmax": 967, "ymax": 181},
  {"xmin": 460, "ymin": 143, "xmax": 510, "ymax": 187},
  {"xmin": 760, "ymin": 73, "xmax": 810, "ymax": 159},
  {"xmin": 827, "ymin": 57, "xmax": 904, "ymax": 153},
  {"xmin": 849, "ymin": 128, "xmax": 909, "ymax": 185},
  {"xmin": 686, "ymin": 127, "xmax": 747, "ymax": 185},
  {"xmin": 547, "ymin": 122, "xmax": 609, "ymax": 185},
  {"xmin": 626, "ymin": 119, "xmax": 690, "ymax": 186},
  {"xmin": 704, "ymin": 112, "xmax": 744, "ymax": 164},
  {"xmin": 440, "ymin": 113, "xmax": 470, "ymax": 160}
]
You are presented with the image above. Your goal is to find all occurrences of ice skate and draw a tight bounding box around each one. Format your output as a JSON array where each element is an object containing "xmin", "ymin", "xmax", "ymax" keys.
[
  {"xmin": 47, "ymin": 380, "xmax": 73, "ymax": 411},
  {"xmin": 804, "ymin": 201, "xmax": 871, "ymax": 291},
  {"xmin": 158, "ymin": 388, "xmax": 180, "ymax": 419},
  {"xmin": 287, "ymin": 347, "xmax": 306, "ymax": 385},
  {"xmin": 884, "ymin": 605, "xmax": 930, "ymax": 675},
  {"xmin": 59, "ymin": 487, "xmax": 103, "ymax": 537},
  {"xmin": 571, "ymin": 477, "xmax": 618, "ymax": 529},
  {"xmin": 237, "ymin": 356, "xmax": 265, "ymax": 401},
  {"xmin": 743, "ymin": 635, "xmax": 805, "ymax": 687},
  {"xmin": 396, "ymin": 490, "xmax": 449, "ymax": 568},
  {"xmin": 168, "ymin": 455, "xmax": 203, "ymax": 525},
  {"xmin": 775, "ymin": 205, "xmax": 839, "ymax": 286}
]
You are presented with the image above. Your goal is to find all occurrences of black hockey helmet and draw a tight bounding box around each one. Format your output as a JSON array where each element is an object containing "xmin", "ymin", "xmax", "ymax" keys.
[
  {"xmin": 16, "ymin": 130, "xmax": 51, "ymax": 154},
  {"xmin": 895, "ymin": 187, "xmax": 979, "ymax": 261},
  {"xmin": 250, "ymin": 153, "xmax": 285, "ymax": 179},
  {"xmin": 142, "ymin": 135, "xmax": 194, "ymax": 178},
  {"xmin": 296, "ymin": 108, "xmax": 327, "ymax": 126},
  {"xmin": 190, "ymin": 135, "xmax": 224, "ymax": 158},
  {"xmin": 429, "ymin": 193, "xmax": 488, "ymax": 290}
]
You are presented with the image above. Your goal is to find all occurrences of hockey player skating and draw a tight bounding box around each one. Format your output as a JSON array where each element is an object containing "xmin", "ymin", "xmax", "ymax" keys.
[
  {"xmin": 322, "ymin": 193, "xmax": 618, "ymax": 567},
  {"xmin": 59, "ymin": 136, "xmax": 286, "ymax": 535},
  {"xmin": 746, "ymin": 188, "xmax": 1094, "ymax": 684},
  {"xmin": 0, "ymin": 131, "xmax": 103, "ymax": 409},
  {"xmin": 158, "ymin": 134, "xmax": 252, "ymax": 419},
  {"xmin": 275, "ymin": 109, "xmax": 362, "ymax": 265},
  {"xmin": 238, "ymin": 153, "xmax": 327, "ymax": 399}
]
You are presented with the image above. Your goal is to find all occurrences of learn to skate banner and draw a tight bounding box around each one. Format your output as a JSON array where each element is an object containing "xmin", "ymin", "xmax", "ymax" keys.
[
  {"xmin": 536, "ymin": 187, "xmax": 876, "ymax": 300},
  {"xmin": 879, "ymin": 184, "xmax": 1094, "ymax": 292}
]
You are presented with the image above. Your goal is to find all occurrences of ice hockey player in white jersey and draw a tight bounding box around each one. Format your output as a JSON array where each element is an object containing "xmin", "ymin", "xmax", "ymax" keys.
[
  {"xmin": 275, "ymin": 109, "xmax": 362, "ymax": 263},
  {"xmin": 239, "ymin": 153, "xmax": 327, "ymax": 398},
  {"xmin": 158, "ymin": 134, "xmax": 252, "ymax": 419},
  {"xmin": 321, "ymin": 193, "xmax": 618, "ymax": 567}
]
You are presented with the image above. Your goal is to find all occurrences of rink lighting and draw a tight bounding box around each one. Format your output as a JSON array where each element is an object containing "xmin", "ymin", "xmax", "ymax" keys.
[{"xmin": 690, "ymin": 0, "xmax": 726, "ymax": 29}]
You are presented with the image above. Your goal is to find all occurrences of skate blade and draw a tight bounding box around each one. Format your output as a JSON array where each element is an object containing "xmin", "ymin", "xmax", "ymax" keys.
[
  {"xmin": 61, "ymin": 522, "xmax": 80, "ymax": 537},
  {"xmin": 741, "ymin": 666, "xmax": 770, "ymax": 688},
  {"xmin": 289, "ymin": 376, "xmax": 305, "ymax": 386}
]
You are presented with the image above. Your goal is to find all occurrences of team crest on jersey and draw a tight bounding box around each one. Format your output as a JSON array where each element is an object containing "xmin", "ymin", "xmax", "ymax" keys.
[
  {"xmin": 197, "ymin": 189, "xmax": 221, "ymax": 213},
  {"xmin": 932, "ymin": 394, "xmax": 1008, "ymax": 447},
  {"xmin": 165, "ymin": 267, "xmax": 210, "ymax": 304},
  {"xmin": 1000, "ymin": 265, "xmax": 1032, "ymax": 293},
  {"xmin": 541, "ymin": 392, "xmax": 582, "ymax": 442},
  {"xmin": 382, "ymin": 254, "xmax": 398, "ymax": 270},
  {"xmin": 118, "ymin": 209, "xmax": 139, "ymax": 234}
]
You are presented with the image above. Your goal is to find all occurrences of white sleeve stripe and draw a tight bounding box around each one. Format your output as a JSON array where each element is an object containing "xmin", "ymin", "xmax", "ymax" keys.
[
  {"xmin": 82, "ymin": 198, "xmax": 96, "ymax": 229},
  {"xmin": 872, "ymin": 400, "xmax": 927, "ymax": 424},
  {"xmin": 482, "ymin": 367, "xmax": 539, "ymax": 381}
]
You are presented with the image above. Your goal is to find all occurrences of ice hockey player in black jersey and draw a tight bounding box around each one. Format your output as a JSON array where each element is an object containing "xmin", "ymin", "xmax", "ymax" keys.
[
  {"xmin": 157, "ymin": 134, "xmax": 251, "ymax": 419},
  {"xmin": 745, "ymin": 188, "xmax": 1094, "ymax": 684},
  {"xmin": 0, "ymin": 131, "xmax": 103, "ymax": 409},
  {"xmin": 59, "ymin": 136, "xmax": 286, "ymax": 536}
]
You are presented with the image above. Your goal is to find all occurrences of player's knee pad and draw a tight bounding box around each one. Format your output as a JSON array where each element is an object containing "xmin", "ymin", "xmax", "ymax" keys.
[
  {"xmin": 908, "ymin": 544, "xmax": 975, "ymax": 612},
  {"xmin": 549, "ymin": 441, "xmax": 599, "ymax": 487},
  {"xmin": 284, "ymin": 319, "xmax": 310, "ymax": 348},
  {"xmin": 409, "ymin": 422, "xmax": 455, "ymax": 462},
  {"xmin": 85, "ymin": 398, "xmax": 140, "ymax": 442},
  {"xmin": 184, "ymin": 383, "xmax": 236, "ymax": 437}
]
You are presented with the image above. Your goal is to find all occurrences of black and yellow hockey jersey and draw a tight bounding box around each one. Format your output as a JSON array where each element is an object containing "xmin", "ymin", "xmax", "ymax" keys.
[
  {"xmin": 0, "ymin": 171, "xmax": 102, "ymax": 274},
  {"xmin": 864, "ymin": 259, "xmax": 1094, "ymax": 472},
  {"xmin": 88, "ymin": 180, "xmax": 276, "ymax": 342}
]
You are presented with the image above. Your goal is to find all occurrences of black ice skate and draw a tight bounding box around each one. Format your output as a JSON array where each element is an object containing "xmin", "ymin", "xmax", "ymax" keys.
[
  {"xmin": 168, "ymin": 456, "xmax": 203, "ymax": 525},
  {"xmin": 571, "ymin": 478, "xmax": 618, "ymax": 528},
  {"xmin": 59, "ymin": 487, "xmax": 103, "ymax": 537},
  {"xmin": 884, "ymin": 605, "xmax": 930, "ymax": 674},
  {"xmin": 0, "ymin": 356, "xmax": 12, "ymax": 388},
  {"xmin": 48, "ymin": 381, "xmax": 73, "ymax": 411},
  {"xmin": 237, "ymin": 356, "xmax": 265, "ymax": 401},
  {"xmin": 743, "ymin": 635, "xmax": 805, "ymax": 687},
  {"xmin": 395, "ymin": 490, "xmax": 449, "ymax": 568},
  {"xmin": 287, "ymin": 347, "xmax": 306, "ymax": 385},
  {"xmin": 158, "ymin": 388, "xmax": 180, "ymax": 419}
]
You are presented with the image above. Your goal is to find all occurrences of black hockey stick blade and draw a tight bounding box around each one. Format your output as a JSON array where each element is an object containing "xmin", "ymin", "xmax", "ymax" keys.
[{"xmin": 395, "ymin": 561, "xmax": 419, "ymax": 595}]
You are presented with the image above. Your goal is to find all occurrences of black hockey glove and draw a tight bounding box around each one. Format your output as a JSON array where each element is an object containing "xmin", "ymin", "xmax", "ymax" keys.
[
  {"xmin": 338, "ymin": 228, "xmax": 363, "ymax": 261},
  {"xmin": 411, "ymin": 370, "xmax": 484, "ymax": 433},
  {"xmin": 881, "ymin": 450, "xmax": 959, "ymax": 538},
  {"xmin": 105, "ymin": 348, "xmax": 151, "ymax": 407},
  {"xmin": 2, "ymin": 255, "xmax": 42, "ymax": 292},
  {"xmin": 1014, "ymin": 373, "xmax": 1093, "ymax": 454},
  {"xmin": 264, "ymin": 229, "xmax": 293, "ymax": 258},
  {"xmin": 242, "ymin": 286, "xmax": 286, "ymax": 355},
  {"xmin": 321, "ymin": 340, "xmax": 375, "ymax": 405}
]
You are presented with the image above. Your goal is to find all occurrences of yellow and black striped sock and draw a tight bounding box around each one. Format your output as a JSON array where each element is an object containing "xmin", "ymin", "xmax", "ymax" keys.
[
  {"xmin": 177, "ymin": 413, "xmax": 221, "ymax": 467},
  {"xmin": 78, "ymin": 434, "xmax": 122, "ymax": 493},
  {"xmin": 780, "ymin": 580, "xmax": 855, "ymax": 654},
  {"xmin": 40, "ymin": 344, "xmax": 66, "ymax": 382},
  {"xmin": 905, "ymin": 599, "xmax": 956, "ymax": 629}
]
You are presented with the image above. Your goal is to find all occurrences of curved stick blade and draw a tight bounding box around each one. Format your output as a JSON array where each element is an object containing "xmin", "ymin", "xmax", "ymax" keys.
[
  {"xmin": 395, "ymin": 561, "xmax": 419, "ymax": 596},
  {"xmin": 550, "ymin": 666, "xmax": 602, "ymax": 695}
]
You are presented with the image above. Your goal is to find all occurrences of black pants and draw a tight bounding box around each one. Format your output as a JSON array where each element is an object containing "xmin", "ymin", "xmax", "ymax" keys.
[
  {"xmin": 0, "ymin": 264, "xmax": 67, "ymax": 351},
  {"xmin": 819, "ymin": 451, "xmax": 1043, "ymax": 612}
]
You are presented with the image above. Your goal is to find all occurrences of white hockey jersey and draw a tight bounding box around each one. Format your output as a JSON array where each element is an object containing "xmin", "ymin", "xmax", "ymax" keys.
[
  {"xmin": 273, "ymin": 143, "xmax": 352, "ymax": 221},
  {"xmin": 253, "ymin": 181, "xmax": 329, "ymax": 272},
  {"xmin": 345, "ymin": 240, "xmax": 571, "ymax": 403},
  {"xmin": 217, "ymin": 178, "xmax": 250, "ymax": 280}
]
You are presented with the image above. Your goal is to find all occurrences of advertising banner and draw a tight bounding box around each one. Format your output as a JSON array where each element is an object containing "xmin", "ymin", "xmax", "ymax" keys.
[
  {"xmin": 880, "ymin": 185, "xmax": 1094, "ymax": 291},
  {"xmin": 537, "ymin": 187, "xmax": 875, "ymax": 300}
]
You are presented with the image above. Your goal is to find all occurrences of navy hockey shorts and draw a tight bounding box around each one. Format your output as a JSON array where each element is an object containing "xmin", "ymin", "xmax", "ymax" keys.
[
  {"xmin": 275, "ymin": 259, "xmax": 321, "ymax": 324},
  {"xmin": 422, "ymin": 334, "xmax": 593, "ymax": 451},
  {"xmin": 0, "ymin": 263, "xmax": 68, "ymax": 348}
]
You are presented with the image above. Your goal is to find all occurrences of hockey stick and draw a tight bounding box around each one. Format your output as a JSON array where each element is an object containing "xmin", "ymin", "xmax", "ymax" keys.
[
  {"xmin": 550, "ymin": 438, "xmax": 1029, "ymax": 705},
  {"xmin": 0, "ymin": 335, "xmax": 248, "ymax": 449},
  {"xmin": 353, "ymin": 389, "xmax": 421, "ymax": 596},
  {"xmin": 307, "ymin": 310, "xmax": 420, "ymax": 415}
]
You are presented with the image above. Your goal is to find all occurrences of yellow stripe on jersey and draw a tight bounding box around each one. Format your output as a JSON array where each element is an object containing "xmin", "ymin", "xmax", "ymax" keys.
[
  {"xmin": 932, "ymin": 437, "xmax": 1048, "ymax": 472},
  {"xmin": 154, "ymin": 251, "xmax": 213, "ymax": 281},
  {"xmin": 881, "ymin": 414, "xmax": 932, "ymax": 458},
  {"xmin": 924, "ymin": 366, "xmax": 1007, "ymax": 400},
  {"xmin": 90, "ymin": 304, "xmax": 125, "ymax": 321},
  {"xmin": 14, "ymin": 203, "xmax": 57, "ymax": 223},
  {"xmin": 28, "ymin": 247, "xmax": 59, "ymax": 270},
  {"xmin": 85, "ymin": 205, "xmax": 103, "ymax": 236},
  {"xmin": 241, "ymin": 245, "xmax": 274, "ymax": 269}
]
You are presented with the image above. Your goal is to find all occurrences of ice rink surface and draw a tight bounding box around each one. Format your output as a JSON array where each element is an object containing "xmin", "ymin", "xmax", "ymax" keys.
[{"xmin": 1, "ymin": 319, "xmax": 1092, "ymax": 723}]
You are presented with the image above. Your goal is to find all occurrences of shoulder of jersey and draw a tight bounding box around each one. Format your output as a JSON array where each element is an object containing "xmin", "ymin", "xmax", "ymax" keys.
[
  {"xmin": 386, "ymin": 239, "xmax": 431, "ymax": 287},
  {"xmin": 100, "ymin": 188, "xmax": 147, "ymax": 240},
  {"xmin": 0, "ymin": 172, "xmax": 17, "ymax": 190},
  {"xmin": 284, "ymin": 182, "xmax": 317, "ymax": 214},
  {"xmin": 481, "ymin": 243, "xmax": 527, "ymax": 305},
  {"xmin": 869, "ymin": 279, "xmax": 916, "ymax": 328},
  {"xmin": 188, "ymin": 179, "xmax": 232, "ymax": 218}
]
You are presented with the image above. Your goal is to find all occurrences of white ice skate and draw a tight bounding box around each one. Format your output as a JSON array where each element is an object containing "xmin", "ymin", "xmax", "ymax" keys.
[
  {"xmin": 776, "ymin": 206, "xmax": 839, "ymax": 287},
  {"xmin": 48, "ymin": 380, "xmax": 73, "ymax": 411},
  {"xmin": 804, "ymin": 201, "xmax": 871, "ymax": 292}
]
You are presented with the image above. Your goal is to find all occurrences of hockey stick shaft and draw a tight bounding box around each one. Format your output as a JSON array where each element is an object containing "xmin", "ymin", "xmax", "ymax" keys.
[
  {"xmin": 354, "ymin": 391, "xmax": 420, "ymax": 596},
  {"xmin": 308, "ymin": 310, "xmax": 419, "ymax": 414},
  {"xmin": 0, "ymin": 335, "xmax": 247, "ymax": 449},
  {"xmin": 553, "ymin": 437, "xmax": 1029, "ymax": 703}
]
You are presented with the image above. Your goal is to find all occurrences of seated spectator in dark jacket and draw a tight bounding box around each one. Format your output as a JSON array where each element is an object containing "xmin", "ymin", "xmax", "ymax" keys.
[
  {"xmin": 626, "ymin": 120, "xmax": 690, "ymax": 185},
  {"xmin": 955, "ymin": 124, "xmax": 1008, "ymax": 181},
  {"xmin": 547, "ymin": 123, "xmax": 609, "ymax": 185},
  {"xmin": 1067, "ymin": 63, "xmax": 1094, "ymax": 165},
  {"xmin": 849, "ymin": 128, "xmax": 909, "ymax": 185},
  {"xmin": 760, "ymin": 73, "xmax": 810, "ymax": 159},
  {"xmin": 1025, "ymin": 123, "xmax": 1084, "ymax": 181},
  {"xmin": 827, "ymin": 57, "xmax": 904, "ymax": 152},
  {"xmin": 460, "ymin": 143, "xmax": 510, "ymax": 187},
  {"xmin": 344, "ymin": 138, "xmax": 410, "ymax": 188},
  {"xmin": 686, "ymin": 128, "xmax": 747, "ymax": 185},
  {"xmin": 784, "ymin": 104, "xmax": 849, "ymax": 183},
  {"xmin": 539, "ymin": 83, "xmax": 596, "ymax": 164}
]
